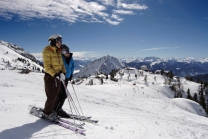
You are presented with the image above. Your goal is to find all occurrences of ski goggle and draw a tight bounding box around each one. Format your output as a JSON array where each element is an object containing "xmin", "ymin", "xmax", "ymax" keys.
[
  {"xmin": 61, "ymin": 49, "xmax": 69, "ymax": 54},
  {"xmin": 56, "ymin": 38, "xmax": 62, "ymax": 44},
  {"xmin": 61, "ymin": 50, "xmax": 67, "ymax": 54}
]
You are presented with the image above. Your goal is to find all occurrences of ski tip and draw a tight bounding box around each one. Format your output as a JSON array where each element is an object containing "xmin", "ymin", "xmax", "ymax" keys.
[
  {"xmin": 77, "ymin": 129, "xmax": 86, "ymax": 134},
  {"xmin": 93, "ymin": 120, "xmax": 98, "ymax": 123}
]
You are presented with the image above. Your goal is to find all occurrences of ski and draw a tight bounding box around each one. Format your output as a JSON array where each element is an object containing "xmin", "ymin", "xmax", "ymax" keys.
[
  {"xmin": 80, "ymin": 118, "xmax": 98, "ymax": 123},
  {"xmin": 62, "ymin": 116, "xmax": 98, "ymax": 123},
  {"xmin": 58, "ymin": 118, "xmax": 85, "ymax": 129},
  {"xmin": 68, "ymin": 114, "xmax": 91, "ymax": 120},
  {"xmin": 29, "ymin": 106, "xmax": 86, "ymax": 134},
  {"xmin": 58, "ymin": 122, "xmax": 85, "ymax": 134}
]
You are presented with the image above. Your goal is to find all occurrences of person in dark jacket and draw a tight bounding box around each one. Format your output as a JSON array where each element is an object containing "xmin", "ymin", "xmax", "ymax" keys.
[{"xmin": 54, "ymin": 44, "xmax": 74, "ymax": 118}]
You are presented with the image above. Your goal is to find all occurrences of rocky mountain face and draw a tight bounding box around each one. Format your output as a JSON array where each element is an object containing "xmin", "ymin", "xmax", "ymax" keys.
[{"xmin": 74, "ymin": 55, "xmax": 124, "ymax": 78}]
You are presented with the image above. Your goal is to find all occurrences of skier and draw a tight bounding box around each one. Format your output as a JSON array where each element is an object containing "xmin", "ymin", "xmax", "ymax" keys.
[
  {"xmin": 42, "ymin": 34, "xmax": 66, "ymax": 122},
  {"xmin": 54, "ymin": 44, "xmax": 74, "ymax": 118}
]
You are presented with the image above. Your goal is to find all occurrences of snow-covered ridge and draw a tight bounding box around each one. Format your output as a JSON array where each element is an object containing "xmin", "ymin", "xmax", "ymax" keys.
[
  {"xmin": 0, "ymin": 40, "xmax": 43, "ymax": 71},
  {"xmin": 0, "ymin": 40, "xmax": 36, "ymax": 61}
]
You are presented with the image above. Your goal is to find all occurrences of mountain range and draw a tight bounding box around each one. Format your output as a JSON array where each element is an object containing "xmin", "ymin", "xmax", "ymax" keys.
[
  {"xmin": 121, "ymin": 57, "xmax": 208, "ymax": 77},
  {"xmin": 1, "ymin": 40, "xmax": 208, "ymax": 80}
]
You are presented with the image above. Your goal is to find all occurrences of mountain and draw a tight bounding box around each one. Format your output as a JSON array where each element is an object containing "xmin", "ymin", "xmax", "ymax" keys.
[
  {"xmin": 74, "ymin": 59, "xmax": 94, "ymax": 70},
  {"xmin": 74, "ymin": 55, "xmax": 124, "ymax": 78},
  {"xmin": 121, "ymin": 57, "xmax": 208, "ymax": 77},
  {"xmin": 73, "ymin": 57, "xmax": 98, "ymax": 70},
  {"xmin": 0, "ymin": 40, "xmax": 37, "ymax": 61},
  {"xmin": 191, "ymin": 74, "xmax": 208, "ymax": 82},
  {"xmin": 0, "ymin": 40, "xmax": 43, "ymax": 71}
]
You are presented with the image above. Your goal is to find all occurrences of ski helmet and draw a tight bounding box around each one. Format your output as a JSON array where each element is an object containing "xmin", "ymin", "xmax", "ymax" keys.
[
  {"xmin": 48, "ymin": 34, "xmax": 62, "ymax": 41},
  {"xmin": 61, "ymin": 44, "xmax": 70, "ymax": 54},
  {"xmin": 48, "ymin": 34, "xmax": 62, "ymax": 46}
]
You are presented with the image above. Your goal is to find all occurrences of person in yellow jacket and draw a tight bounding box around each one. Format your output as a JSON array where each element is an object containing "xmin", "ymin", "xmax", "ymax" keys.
[{"xmin": 42, "ymin": 34, "xmax": 66, "ymax": 122}]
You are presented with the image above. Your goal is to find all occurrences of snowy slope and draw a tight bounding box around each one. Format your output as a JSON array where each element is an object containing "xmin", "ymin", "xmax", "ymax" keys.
[
  {"xmin": 0, "ymin": 40, "xmax": 43, "ymax": 71},
  {"xmin": 0, "ymin": 70, "xmax": 208, "ymax": 139}
]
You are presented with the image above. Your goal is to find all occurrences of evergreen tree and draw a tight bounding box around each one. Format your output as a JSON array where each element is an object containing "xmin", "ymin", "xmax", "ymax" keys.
[
  {"xmin": 193, "ymin": 93, "xmax": 199, "ymax": 103},
  {"xmin": 186, "ymin": 88, "xmax": 192, "ymax": 100},
  {"xmin": 161, "ymin": 69, "xmax": 164, "ymax": 75},
  {"xmin": 110, "ymin": 69, "xmax": 116, "ymax": 79},
  {"xmin": 204, "ymin": 82, "xmax": 208, "ymax": 89},
  {"xmin": 199, "ymin": 82, "xmax": 206, "ymax": 109},
  {"xmin": 174, "ymin": 92, "xmax": 178, "ymax": 98},
  {"xmin": 185, "ymin": 76, "xmax": 190, "ymax": 80},
  {"xmin": 199, "ymin": 91, "xmax": 206, "ymax": 109},
  {"xmin": 168, "ymin": 70, "xmax": 174, "ymax": 79},
  {"xmin": 197, "ymin": 78, "xmax": 200, "ymax": 83},
  {"xmin": 101, "ymin": 78, "xmax": 103, "ymax": 84},
  {"xmin": 135, "ymin": 74, "xmax": 137, "ymax": 79},
  {"xmin": 144, "ymin": 75, "xmax": 147, "ymax": 82}
]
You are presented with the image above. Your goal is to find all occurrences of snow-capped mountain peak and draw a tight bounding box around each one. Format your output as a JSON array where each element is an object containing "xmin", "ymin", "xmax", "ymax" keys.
[{"xmin": 74, "ymin": 55, "xmax": 124, "ymax": 78}]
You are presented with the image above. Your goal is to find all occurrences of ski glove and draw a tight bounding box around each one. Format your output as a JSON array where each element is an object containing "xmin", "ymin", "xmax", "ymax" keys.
[
  {"xmin": 60, "ymin": 73, "xmax": 65, "ymax": 81},
  {"xmin": 54, "ymin": 73, "xmax": 60, "ymax": 80}
]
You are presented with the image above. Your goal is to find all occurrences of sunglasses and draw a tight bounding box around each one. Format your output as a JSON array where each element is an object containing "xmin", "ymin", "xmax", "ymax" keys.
[{"xmin": 56, "ymin": 38, "xmax": 62, "ymax": 43}]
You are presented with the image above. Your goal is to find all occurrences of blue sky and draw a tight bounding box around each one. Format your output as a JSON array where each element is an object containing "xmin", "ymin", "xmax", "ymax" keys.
[{"xmin": 0, "ymin": 0, "xmax": 208, "ymax": 59}]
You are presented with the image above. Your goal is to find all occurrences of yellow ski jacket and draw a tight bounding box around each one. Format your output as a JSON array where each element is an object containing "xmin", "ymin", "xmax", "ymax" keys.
[{"xmin": 42, "ymin": 45, "xmax": 65, "ymax": 77}]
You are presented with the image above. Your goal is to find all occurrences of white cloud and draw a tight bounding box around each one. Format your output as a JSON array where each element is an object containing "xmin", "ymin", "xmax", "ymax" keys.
[
  {"xmin": 139, "ymin": 47, "xmax": 179, "ymax": 51},
  {"xmin": 111, "ymin": 14, "xmax": 123, "ymax": 22},
  {"xmin": 73, "ymin": 52, "xmax": 92, "ymax": 58},
  {"xmin": 0, "ymin": 0, "xmax": 148, "ymax": 25},
  {"xmin": 98, "ymin": 0, "xmax": 115, "ymax": 6},
  {"xmin": 73, "ymin": 51, "xmax": 102, "ymax": 59},
  {"xmin": 103, "ymin": 18, "xmax": 120, "ymax": 25},
  {"xmin": 113, "ymin": 10, "xmax": 134, "ymax": 15},
  {"xmin": 117, "ymin": 0, "xmax": 148, "ymax": 10}
]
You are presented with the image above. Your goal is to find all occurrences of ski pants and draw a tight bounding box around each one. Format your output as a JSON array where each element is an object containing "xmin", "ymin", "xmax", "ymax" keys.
[
  {"xmin": 54, "ymin": 78, "xmax": 68, "ymax": 112},
  {"xmin": 44, "ymin": 75, "xmax": 61, "ymax": 115}
]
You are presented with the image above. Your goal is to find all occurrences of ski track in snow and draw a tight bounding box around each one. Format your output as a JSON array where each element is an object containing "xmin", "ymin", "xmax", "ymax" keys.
[{"xmin": 0, "ymin": 70, "xmax": 208, "ymax": 139}]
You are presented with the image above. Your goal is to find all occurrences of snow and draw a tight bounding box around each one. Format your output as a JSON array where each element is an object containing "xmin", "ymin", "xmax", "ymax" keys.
[
  {"xmin": 172, "ymin": 98, "xmax": 206, "ymax": 116},
  {"xmin": 0, "ymin": 42, "xmax": 43, "ymax": 71},
  {"xmin": 181, "ymin": 78, "xmax": 200, "ymax": 96},
  {"xmin": 0, "ymin": 69, "xmax": 208, "ymax": 139}
]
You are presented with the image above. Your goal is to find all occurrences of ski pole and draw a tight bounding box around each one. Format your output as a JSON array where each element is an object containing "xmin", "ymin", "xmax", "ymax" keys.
[
  {"xmin": 71, "ymin": 83, "xmax": 84, "ymax": 116},
  {"xmin": 60, "ymin": 79, "xmax": 76, "ymax": 123},
  {"xmin": 61, "ymin": 79, "xmax": 83, "ymax": 124}
]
